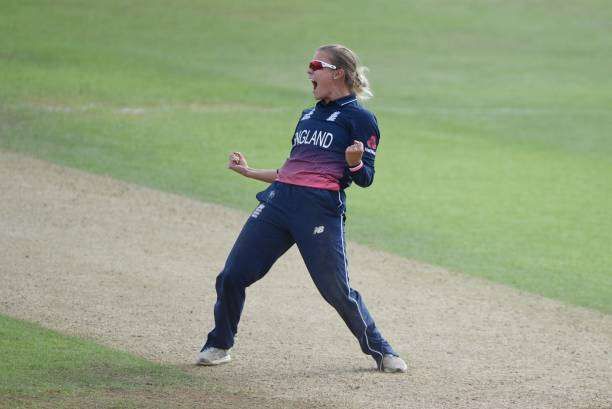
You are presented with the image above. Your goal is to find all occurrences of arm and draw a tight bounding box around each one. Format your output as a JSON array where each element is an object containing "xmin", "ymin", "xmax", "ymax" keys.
[
  {"xmin": 343, "ymin": 113, "xmax": 380, "ymax": 188},
  {"xmin": 228, "ymin": 152, "xmax": 278, "ymax": 184},
  {"xmin": 344, "ymin": 141, "xmax": 374, "ymax": 187},
  {"xmin": 345, "ymin": 140, "xmax": 374, "ymax": 187}
]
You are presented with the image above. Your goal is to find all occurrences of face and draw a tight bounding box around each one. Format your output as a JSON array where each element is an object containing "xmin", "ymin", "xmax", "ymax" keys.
[{"xmin": 308, "ymin": 50, "xmax": 339, "ymax": 102}]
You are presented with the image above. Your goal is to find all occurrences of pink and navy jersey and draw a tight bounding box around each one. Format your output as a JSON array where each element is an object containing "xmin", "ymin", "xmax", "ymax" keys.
[{"xmin": 277, "ymin": 94, "xmax": 380, "ymax": 191}]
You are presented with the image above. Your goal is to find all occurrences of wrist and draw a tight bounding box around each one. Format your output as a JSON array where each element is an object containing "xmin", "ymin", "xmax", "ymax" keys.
[{"xmin": 348, "ymin": 161, "xmax": 364, "ymax": 172}]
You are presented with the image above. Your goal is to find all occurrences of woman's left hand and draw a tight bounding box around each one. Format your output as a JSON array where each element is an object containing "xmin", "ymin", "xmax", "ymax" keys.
[{"xmin": 345, "ymin": 140, "xmax": 364, "ymax": 167}]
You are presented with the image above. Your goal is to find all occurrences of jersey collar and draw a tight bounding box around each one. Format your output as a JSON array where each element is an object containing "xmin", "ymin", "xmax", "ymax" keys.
[{"xmin": 317, "ymin": 93, "xmax": 357, "ymax": 108}]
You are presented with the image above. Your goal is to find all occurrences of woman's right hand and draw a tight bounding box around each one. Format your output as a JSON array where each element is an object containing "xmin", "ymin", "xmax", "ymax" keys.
[{"xmin": 228, "ymin": 151, "xmax": 249, "ymax": 177}]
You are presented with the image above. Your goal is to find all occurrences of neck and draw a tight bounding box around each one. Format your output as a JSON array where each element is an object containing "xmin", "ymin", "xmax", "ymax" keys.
[{"xmin": 323, "ymin": 87, "xmax": 351, "ymax": 104}]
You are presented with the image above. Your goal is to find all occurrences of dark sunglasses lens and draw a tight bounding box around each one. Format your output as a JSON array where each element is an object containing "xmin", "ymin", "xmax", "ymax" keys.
[{"xmin": 309, "ymin": 61, "xmax": 322, "ymax": 71}]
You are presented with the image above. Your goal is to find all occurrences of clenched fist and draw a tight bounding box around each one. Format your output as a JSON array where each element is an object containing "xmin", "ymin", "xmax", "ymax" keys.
[
  {"xmin": 228, "ymin": 151, "xmax": 249, "ymax": 176},
  {"xmin": 345, "ymin": 140, "xmax": 364, "ymax": 167}
]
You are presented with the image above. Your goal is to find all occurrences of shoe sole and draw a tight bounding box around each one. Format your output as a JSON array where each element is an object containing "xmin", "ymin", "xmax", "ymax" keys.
[
  {"xmin": 382, "ymin": 366, "xmax": 407, "ymax": 373},
  {"xmin": 195, "ymin": 355, "xmax": 231, "ymax": 366}
]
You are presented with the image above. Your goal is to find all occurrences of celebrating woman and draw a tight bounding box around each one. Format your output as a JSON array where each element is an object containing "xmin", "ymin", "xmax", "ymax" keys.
[{"xmin": 197, "ymin": 44, "xmax": 407, "ymax": 373}]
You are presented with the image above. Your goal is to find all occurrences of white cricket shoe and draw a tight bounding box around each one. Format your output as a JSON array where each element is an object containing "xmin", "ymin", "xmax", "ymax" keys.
[
  {"xmin": 196, "ymin": 347, "xmax": 231, "ymax": 366},
  {"xmin": 381, "ymin": 354, "xmax": 407, "ymax": 373}
]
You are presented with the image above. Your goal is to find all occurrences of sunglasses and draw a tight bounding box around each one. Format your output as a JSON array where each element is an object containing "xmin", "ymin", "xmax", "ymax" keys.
[{"xmin": 309, "ymin": 60, "xmax": 337, "ymax": 71}]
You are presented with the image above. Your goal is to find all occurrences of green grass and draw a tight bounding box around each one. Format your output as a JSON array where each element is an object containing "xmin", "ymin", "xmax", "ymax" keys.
[
  {"xmin": 1, "ymin": 0, "xmax": 611, "ymax": 312},
  {"xmin": 0, "ymin": 315, "xmax": 325, "ymax": 408},
  {"xmin": 0, "ymin": 314, "xmax": 191, "ymax": 408}
]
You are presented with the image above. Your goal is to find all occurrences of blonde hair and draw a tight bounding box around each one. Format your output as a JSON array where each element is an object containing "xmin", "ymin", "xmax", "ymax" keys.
[{"xmin": 317, "ymin": 44, "xmax": 373, "ymax": 100}]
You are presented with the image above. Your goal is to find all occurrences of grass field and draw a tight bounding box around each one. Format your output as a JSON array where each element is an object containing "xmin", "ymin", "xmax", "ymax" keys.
[
  {"xmin": 1, "ymin": 0, "xmax": 611, "ymax": 318},
  {"xmin": 0, "ymin": 315, "xmax": 193, "ymax": 408}
]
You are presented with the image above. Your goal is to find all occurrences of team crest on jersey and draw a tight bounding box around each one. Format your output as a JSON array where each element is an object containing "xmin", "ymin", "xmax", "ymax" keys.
[{"xmin": 326, "ymin": 111, "xmax": 340, "ymax": 122}]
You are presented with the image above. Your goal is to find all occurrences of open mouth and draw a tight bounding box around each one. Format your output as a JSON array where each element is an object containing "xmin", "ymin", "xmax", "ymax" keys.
[{"xmin": 311, "ymin": 80, "xmax": 318, "ymax": 90}]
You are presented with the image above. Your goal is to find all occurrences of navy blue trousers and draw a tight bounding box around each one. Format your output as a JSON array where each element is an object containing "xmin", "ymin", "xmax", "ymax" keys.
[{"xmin": 203, "ymin": 181, "xmax": 397, "ymax": 367}]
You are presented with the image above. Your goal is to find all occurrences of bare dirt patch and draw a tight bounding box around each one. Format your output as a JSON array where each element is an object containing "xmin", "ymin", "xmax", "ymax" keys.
[
  {"xmin": 3, "ymin": 387, "xmax": 328, "ymax": 409},
  {"xmin": 1, "ymin": 151, "xmax": 610, "ymax": 408}
]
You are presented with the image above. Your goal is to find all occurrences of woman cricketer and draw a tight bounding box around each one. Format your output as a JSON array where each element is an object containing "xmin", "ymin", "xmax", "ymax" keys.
[{"xmin": 197, "ymin": 44, "xmax": 407, "ymax": 373}]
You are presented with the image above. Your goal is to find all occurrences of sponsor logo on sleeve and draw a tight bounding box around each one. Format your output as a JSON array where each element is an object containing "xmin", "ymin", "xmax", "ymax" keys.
[
  {"xmin": 365, "ymin": 134, "xmax": 378, "ymax": 155},
  {"xmin": 367, "ymin": 135, "xmax": 378, "ymax": 149}
]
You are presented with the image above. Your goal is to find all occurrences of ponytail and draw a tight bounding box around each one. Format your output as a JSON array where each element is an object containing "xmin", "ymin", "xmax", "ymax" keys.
[{"xmin": 354, "ymin": 66, "xmax": 373, "ymax": 100}]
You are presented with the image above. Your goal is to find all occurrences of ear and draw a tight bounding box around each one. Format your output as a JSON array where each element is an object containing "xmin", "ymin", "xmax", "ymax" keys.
[{"xmin": 333, "ymin": 68, "xmax": 345, "ymax": 80}]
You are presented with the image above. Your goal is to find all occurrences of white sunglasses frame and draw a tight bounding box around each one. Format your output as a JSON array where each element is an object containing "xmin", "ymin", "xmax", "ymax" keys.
[{"xmin": 310, "ymin": 59, "xmax": 337, "ymax": 70}]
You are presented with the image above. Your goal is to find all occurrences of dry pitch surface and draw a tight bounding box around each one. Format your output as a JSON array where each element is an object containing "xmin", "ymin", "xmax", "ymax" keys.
[{"xmin": 1, "ymin": 150, "xmax": 610, "ymax": 408}]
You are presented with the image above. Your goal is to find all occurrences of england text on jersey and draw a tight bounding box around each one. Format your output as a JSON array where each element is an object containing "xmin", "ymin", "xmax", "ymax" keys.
[{"xmin": 293, "ymin": 129, "xmax": 334, "ymax": 149}]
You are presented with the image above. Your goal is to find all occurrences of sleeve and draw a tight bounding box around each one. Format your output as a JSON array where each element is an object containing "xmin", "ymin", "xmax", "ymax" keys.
[{"xmin": 344, "ymin": 111, "xmax": 380, "ymax": 188}]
